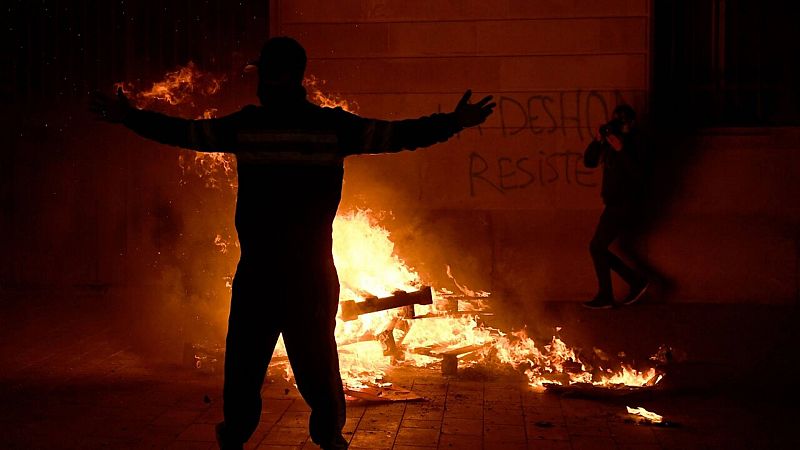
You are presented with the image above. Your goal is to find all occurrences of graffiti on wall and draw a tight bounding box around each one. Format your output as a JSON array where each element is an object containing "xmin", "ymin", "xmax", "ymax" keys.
[{"xmin": 466, "ymin": 90, "xmax": 643, "ymax": 197}]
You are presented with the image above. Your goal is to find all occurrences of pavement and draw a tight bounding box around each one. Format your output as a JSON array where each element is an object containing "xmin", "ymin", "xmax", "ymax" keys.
[{"xmin": 1, "ymin": 291, "xmax": 798, "ymax": 449}]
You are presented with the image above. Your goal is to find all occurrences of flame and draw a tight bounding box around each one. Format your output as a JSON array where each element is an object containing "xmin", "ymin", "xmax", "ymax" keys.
[
  {"xmin": 118, "ymin": 62, "xmax": 236, "ymax": 189},
  {"xmin": 304, "ymin": 74, "xmax": 358, "ymax": 112},
  {"xmin": 116, "ymin": 61, "xmax": 224, "ymax": 107},
  {"xmin": 324, "ymin": 211, "xmax": 660, "ymax": 390},
  {"xmin": 120, "ymin": 67, "xmax": 663, "ymax": 391},
  {"xmin": 626, "ymin": 406, "xmax": 664, "ymax": 423}
]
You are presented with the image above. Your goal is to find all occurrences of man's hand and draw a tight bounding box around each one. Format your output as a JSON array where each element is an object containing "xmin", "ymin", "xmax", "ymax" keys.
[
  {"xmin": 90, "ymin": 87, "xmax": 132, "ymax": 123},
  {"xmin": 454, "ymin": 89, "xmax": 495, "ymax": 128}
]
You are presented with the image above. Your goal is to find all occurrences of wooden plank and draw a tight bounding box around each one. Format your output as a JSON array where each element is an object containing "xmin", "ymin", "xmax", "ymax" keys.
[{"xmin": 344, "ymin": 386, "xmax": 425, "ymax": 403}]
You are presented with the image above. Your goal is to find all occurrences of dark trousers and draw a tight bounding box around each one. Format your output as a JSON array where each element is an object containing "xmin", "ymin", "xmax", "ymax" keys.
[
  {"xmin": 220, "ymin": 252, "xmax": 346, "ymax": 446},
  {"xmin": 589, "ymin": 204, "xmax": 643, "ymax": 298}
]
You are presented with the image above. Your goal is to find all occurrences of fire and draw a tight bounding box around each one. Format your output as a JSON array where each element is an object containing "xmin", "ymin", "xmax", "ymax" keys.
[
  {"xmin": 117, "ymin": 62, "xmax": 236, "ymax": 189},
  {"xmin": 326, "ymin": 211, "xmax": 660, "ymax": 390},
  {"xmin": 116, "ymin": 61, "xmax": 224, "ymax": 107},
  {"xmin": 626, "ymin": 406, "xmax": 664, "ymax": 423},
  {"xmin": 304, "ymin": 74, "xmax": 358, "ymax": 112},
  {"xmin": 120, "ymin": 66, "xmax": 663, "ymax": 391}
]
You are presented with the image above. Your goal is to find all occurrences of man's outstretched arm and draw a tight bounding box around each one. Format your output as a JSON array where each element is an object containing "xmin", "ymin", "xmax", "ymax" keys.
[
  {"xmin": 339, "ymin": 90, "xmax": 495, "ymax": 154},
  {"xmin": 90, "ymin": 88, "xmax": 236, "ymax": 152}
]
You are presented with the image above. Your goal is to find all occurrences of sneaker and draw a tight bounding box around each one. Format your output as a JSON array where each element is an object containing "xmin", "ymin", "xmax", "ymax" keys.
[
  {"xmin": 621, "ymin": 280, "xmax": 649, "ymax": 306},
  {"xmin": 215, "ymin": 422, "xmax": 243, "ymax": 450},
  {"xmin": 582, "ymin": 296, "xmax": 614, "ymax": 309}
]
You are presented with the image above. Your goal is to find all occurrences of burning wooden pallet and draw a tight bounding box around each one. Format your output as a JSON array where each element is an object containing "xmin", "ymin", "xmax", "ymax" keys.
[
  {"xmin": 411, "ymin": 343, "xmax": 490, "ymax": 376},
  {"xmin": 184, "ymin": 286, "xmax": 486, "ymax": 400}
]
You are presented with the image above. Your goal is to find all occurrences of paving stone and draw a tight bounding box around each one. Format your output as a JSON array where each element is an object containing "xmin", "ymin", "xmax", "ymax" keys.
[
  {"xmin": 364, "ymin": 403, "xmax": 406, "ymax": 417},
  {"xmin": 401, "ymin": 419, "xmax": 441, "ymax": 429},
  {"xmin": 615, "ymin": 444, "xmax": 662, "ymax": 450},
  {"xmin": 276, "ymin": 411, "xmax": 311, "ymax": 428},
  {"xmin": 570, "ymin": 435, "xmax": 619, "ymax": 450},
  {"xmin": 394, "ymin": 426, "xmax": 440, "ymax": 447},
  {"xmin": 176, "ymin": 422, "xmax": 218, "ymax": 442},
  {"xmin": 404, "ymin": 403, "xmax": 445, "ymax": 421},
  {"xmin": 153, "ymin": 409, "xmax": 204, "ymax": 428},
  {"xmin": 521, "ymin": 393, "xmax": 563, "ymax": 408},
  {"xmin": 262, "ymin": 399, "xmax": 294, "ymax": 414},
  {"xmin": 287, "ymin": 400, "xmax": 312, "ymax": 412},
  {"xmin": 485, "ymin": 442, "xmax": 526, "ymax": 450},
  {"xmin": 567, "ymin": 421, "xmax": 612, "ymax": 437},
  {"xmin": 525, "ymin": 422, "xmax": 570, "ymax": 441},
  {"xmin": 441, "ymin": 417, "xmax": 482, "ymax": 436},
  {"xmin": 444, "ymin": 404, "xmax": 483, "ymax": 420},
  {"xmin": 255, "ymin": 445, "xmax": 300, "ymax": 450},
  {"xmin": 348, "ymin": 429, "xmax": 395, "ymax": 449},
  {"xmin": 343, "ymin": 415, "xmax": 361, "ymax": 434},
  {"xmin": 437, "ymin": 433, "xmax": 480, "ymax": 450},
  {"xmin": 447, "ymin": 391, "xmax": 483, "ymax": 403},
  {"xmin": 357, "ymin": 414, "xmax": 402, "ymax": 432},
  {"xmin": 3, "ymin": 322, "xmax": 798, "ymax": 450},
  {"xmin": 483, "ymin": 423, "xmax": 526, "ymax": 444},
  {"xmin": 608, "ymin": 424, "xmax": 657, "ymax": 443},
  {"xmin": 196, "ymin": 406, "xmax": 225, "ymax": 424},
  {"xmin": 483, "ymin": 408, "xmax": 525, "ymax": 426},
  {"xmin": 345, "ymin": 406, "xmax": 366, "ymax": 418},
  {"xmin": 259, "ymin": 426, "xmax": 309, "ymax": 446},
  {"xmin": 258, "ymin": 414, "xmax": 284, "ymax": 431},
  {"xmin": 526, "ymin": 440, "xmax": 571, "ymax": 450},
  {"xmin": 246, "ymin": 422, "xmax": 276, "ymax": 449},
  {"xmin": 165, "ymin": 441, "xmax": 216, "ymax": 450}
]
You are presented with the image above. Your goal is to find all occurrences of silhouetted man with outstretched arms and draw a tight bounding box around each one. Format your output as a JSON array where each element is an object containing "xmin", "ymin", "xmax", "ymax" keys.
[{"xmin": 91, "ymin": 37, "xmax": 495, "ymax": 450}]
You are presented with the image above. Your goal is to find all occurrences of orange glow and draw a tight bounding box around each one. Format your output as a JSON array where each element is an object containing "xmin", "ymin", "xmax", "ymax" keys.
[{"xmin": 120, "ymin": 67, "xmax": 662, "ymax": 391}]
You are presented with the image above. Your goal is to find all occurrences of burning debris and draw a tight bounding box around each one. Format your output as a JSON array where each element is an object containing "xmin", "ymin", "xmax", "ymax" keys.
[
  {"xmin": 344, "ymin": 385, "xmax": 424, "ymax": 403},
  {"xmin": 125, "ymin": 64, "xmax": 665, "ymax": 397},
  {"xmin": 626, "ymin": 406, "xmax": 664, "ymax": 423},
  {"xmin": 624, "ymin": 406, "xmax": 677, "ymax": 427},
  {"xmin": 340, "ymin": 287, "xmax": 433, "ymax": 322}
]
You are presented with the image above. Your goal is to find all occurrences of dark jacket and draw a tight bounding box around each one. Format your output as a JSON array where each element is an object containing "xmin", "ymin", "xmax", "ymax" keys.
[
  {"xmin": 123, "ymin": 88, "xmax": 462, "ymax": 262},
  {"xmin": 583, "ymin": 131, "xmax": 644, "ymax": 205}
]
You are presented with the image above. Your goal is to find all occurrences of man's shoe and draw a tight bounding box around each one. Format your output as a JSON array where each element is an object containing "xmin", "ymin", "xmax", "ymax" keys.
[
  {"xmin": 215, "ymin": 422, "xmax": 244, "ymax": 450},
  {"xmin": 621, "ymin": 281, "xmax": 649, "ymax": 306},
  {"xmin": 582, "ymin": 296, "xmax": 614, "ymax": 309},
  {"xmin": 320, "ymin": 434, "xmax": 349, "ymax": 450}
]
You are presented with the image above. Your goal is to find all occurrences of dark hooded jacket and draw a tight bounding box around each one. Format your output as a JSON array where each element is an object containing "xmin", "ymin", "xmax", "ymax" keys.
[{"xmin": 583, "ymin": 131, "xmax": 645, "ymax": 205}]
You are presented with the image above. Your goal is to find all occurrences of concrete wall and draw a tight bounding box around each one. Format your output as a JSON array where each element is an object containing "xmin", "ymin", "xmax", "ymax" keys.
[{"xmin": 273, "ymin": 0, "xmax": 799, "ymax": 305}]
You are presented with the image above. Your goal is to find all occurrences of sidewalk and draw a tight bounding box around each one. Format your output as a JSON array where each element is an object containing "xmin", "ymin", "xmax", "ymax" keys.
[{"xmin": 0, "ymin": 296, "xmax": 798, "ymax": 449}]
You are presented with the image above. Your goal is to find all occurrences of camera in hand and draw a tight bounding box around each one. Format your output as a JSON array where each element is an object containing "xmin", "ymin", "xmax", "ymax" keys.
[{"xmin": 599, "ymin": 118, "xmax": 624, "ymax": 138}]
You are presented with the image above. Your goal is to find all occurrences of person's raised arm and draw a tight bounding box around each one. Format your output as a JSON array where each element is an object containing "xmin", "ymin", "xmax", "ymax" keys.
[
  {"xmin": 338, "ymin": 90, "xmax": 495, "ymax": 155},
  {"xmin": 584, "ymin": 138, "xmax": 607, "ymax": 168},
  {"xmin": 90, "ymin": 88, "xmax": 237, "ymax": 153}
]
